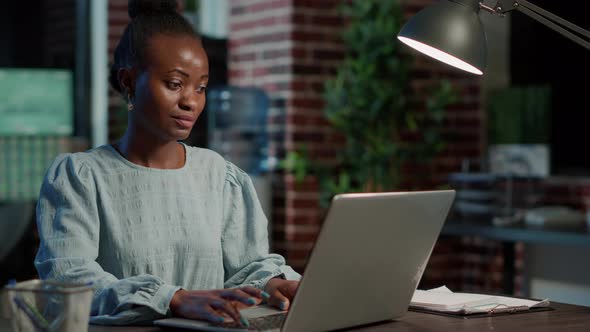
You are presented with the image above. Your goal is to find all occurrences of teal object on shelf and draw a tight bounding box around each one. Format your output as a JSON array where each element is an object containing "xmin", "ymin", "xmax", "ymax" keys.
[{"xmin": 0, "ymin": 69, "xmax": 73, "ymax": 136}]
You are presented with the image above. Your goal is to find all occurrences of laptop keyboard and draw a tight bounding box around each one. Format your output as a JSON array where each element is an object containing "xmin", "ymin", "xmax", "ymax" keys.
[{"xmin": 216, "ymin": 312, "xmax": 287, "ymax": 331}]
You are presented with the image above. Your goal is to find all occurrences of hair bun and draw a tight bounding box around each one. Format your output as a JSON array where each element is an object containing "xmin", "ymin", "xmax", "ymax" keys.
[{"xmin": 128, "ymin": 0, "xmax": 178, "ymax": 19}]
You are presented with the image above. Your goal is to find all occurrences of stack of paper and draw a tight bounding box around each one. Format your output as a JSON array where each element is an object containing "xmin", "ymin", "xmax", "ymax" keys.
[{"xmin": 411, "ymin": 286, "xmax": 550, "ymax": 314}]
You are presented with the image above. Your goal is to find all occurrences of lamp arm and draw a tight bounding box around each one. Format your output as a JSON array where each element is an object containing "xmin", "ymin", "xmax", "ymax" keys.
[
  {"xmin": 493, "ymin": 0, "xmax": 590, "ymax": 50},
  {"xmin": 516, "ymin": 0, "xmax": 590, "ymax": 38}
]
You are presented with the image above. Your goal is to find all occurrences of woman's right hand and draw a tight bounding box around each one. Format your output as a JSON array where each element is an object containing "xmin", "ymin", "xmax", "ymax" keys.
[{"xmin": 169, "ymin": 287, "xmax": 269, "ymax": 327}]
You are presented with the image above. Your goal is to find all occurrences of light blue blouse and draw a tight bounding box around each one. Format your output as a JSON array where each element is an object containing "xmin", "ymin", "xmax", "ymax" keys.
[{"xmin": 34, "ymin": 144, "xmax": 300, "ymax": 325}]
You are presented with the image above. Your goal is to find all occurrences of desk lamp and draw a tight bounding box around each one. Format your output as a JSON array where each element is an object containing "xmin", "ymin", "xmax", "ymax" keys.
[{"xmin": 397, "ymin": 0, "xmax": 590, "ymax": 75}]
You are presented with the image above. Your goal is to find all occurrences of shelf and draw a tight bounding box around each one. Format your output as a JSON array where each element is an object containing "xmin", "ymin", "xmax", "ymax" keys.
[{"xmin": 441, "ymin": 221, "xmax": 590, "ymax": 247}]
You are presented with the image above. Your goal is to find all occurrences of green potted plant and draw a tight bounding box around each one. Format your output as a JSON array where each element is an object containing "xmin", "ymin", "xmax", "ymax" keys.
[{"xmin": 283, "ymin": 0, "xmax": 456, "ymax": 206}]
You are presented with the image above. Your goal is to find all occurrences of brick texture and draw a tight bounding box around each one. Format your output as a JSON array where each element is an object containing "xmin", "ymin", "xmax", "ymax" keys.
[
  {"xmin": 229, "ymin": 0, "xmax": 489, "ymax": 280},
  {"xmin": 107, "ymin": 0, "xmax": 131, "ymax": 142},
  {"xmin": 229, "ymin": 0, "xmax": 345, "ymax": 270}
]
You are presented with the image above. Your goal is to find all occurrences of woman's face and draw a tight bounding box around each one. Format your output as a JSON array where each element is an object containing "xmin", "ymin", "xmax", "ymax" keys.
[{"xmin": 131, "ymin": 33, "xmax": 209, "ymax": 142}]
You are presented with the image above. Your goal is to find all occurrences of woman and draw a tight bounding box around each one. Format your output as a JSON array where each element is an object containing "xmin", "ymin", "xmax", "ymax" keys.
[{"xmin": 34, "ymin": 0, "xmax": 300, "ymax": 327}]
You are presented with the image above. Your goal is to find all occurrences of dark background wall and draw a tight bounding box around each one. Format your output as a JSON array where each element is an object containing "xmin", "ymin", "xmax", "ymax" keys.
[
  {"xmin": 1, "ymin": 0, "xmax": 45, "ymax": 67},
  {"xmin": 510, "ymin": 0, "xmax": 590, "ymax": 175}
]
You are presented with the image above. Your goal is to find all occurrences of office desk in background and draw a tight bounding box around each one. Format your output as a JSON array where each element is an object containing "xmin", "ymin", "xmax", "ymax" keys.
[
  {"xmin": 2, "ymin": 302, "xmax": 588, "ymax": 332},
  {"xmin": 441, "ymin": 220, "xmax": 590, "ymax": 295}
]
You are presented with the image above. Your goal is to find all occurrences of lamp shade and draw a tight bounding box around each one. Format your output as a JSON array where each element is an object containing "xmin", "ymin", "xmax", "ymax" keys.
[{"xmin": 397, "ymin": 0, "xmax": 487, "ymax": 75}]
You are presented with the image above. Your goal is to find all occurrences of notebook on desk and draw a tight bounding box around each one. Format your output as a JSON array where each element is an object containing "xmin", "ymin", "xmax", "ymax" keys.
[
  {"xmin": 154, "ymin": 190, "xmax": 456, "ymax": 331},
  {"xmin": 410, "ymin": 286, "xmax": 552, "ymax": 318}
]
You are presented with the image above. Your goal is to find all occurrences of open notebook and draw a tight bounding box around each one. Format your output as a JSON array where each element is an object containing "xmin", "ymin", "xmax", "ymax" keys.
[{"xmin": 411, "ymin": 286, "xmax": 550, "ymax": 315}]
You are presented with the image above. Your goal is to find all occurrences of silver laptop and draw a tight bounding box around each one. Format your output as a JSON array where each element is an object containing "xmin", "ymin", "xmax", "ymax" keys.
[{"xmin": 154, "ymin": 190, "xmax": 455, "ymax": 331}]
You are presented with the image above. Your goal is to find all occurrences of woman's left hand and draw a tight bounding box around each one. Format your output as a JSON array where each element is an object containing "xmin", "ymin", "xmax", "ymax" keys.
[{"xmin": 264, "ymin": 278, "xmax": 299, "ymax": 311}]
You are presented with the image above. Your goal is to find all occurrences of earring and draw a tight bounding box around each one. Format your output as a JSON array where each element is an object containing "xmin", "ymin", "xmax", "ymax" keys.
[{"xmin": 127, "ymin": 93, "xmax": 134, "ymax": 111}]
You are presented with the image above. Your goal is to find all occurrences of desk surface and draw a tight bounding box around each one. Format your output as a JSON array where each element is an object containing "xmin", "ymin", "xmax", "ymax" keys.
[{"xmin": 2, "ymin": 302, "xmax": 589, "ymax": 332}]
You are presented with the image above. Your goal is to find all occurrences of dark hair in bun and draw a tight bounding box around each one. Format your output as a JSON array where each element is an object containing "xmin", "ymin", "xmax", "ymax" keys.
[{"xmin": 109, "ymin": 0, "xmax": 200, "ymax": 94}]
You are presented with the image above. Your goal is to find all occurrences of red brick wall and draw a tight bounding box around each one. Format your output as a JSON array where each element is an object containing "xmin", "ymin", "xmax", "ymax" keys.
[
  {"xmin": 108, "ymin": 0, "xmax": 131, "ymax": 142},
  {"xmin": 283, "ymin": 0, "xmax": 346, "ymax": 269},
  {"xmin": 228, "ymin": 0, "xmax": 486, "ymax": 273},
  {"xmin": 229, "ymin": 0, "xmax": 486, "ymax": 274},
  {"xmin": 228, "ymin": 0, "xmax": 345, "ymax": 270}
]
